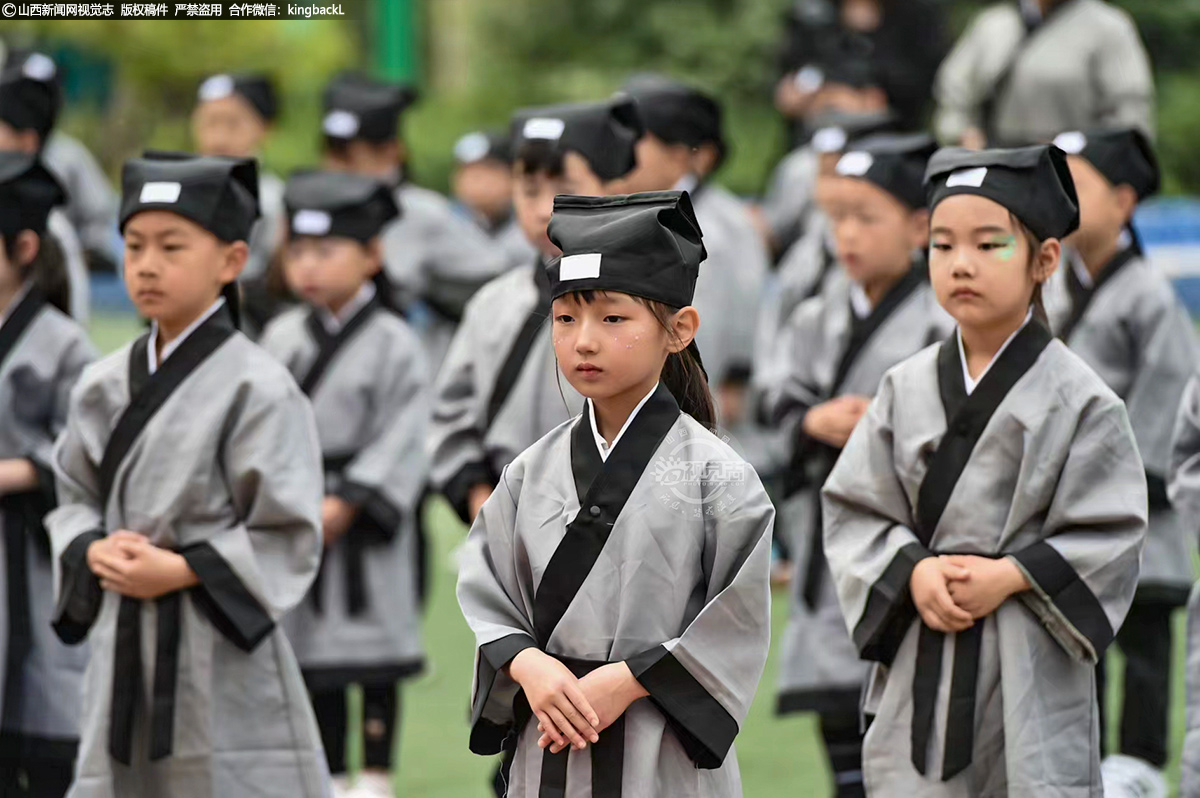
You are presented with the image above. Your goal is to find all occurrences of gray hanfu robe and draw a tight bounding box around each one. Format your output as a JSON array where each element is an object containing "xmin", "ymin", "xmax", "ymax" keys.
[
  {"xmin": 768, "ymin": 267, "xmax": 953, "ymax": 716},
  {"xmin": 383, "ymin": 182, "xmax": 511, "ymax": 370},
  {"xmin": 1167, "ymin": 375, "xmax": 1200, "ymax": 797},
  {"xmin": 43, "ymin": 131, "xmax": 119, "ymax": 262},
  {"xmin": 0, "ymin": 286, "xmax": 94, "ymax": 750},
  {"xmin": 46, "ymin": 305, "xmax": 331, "ymax": 798},
  {"xmin": 1050, "ymin": 246, "xmax": 1199, "ymax": 602},
  {"xmin": 823, "ymin": 320, "xmax": 1146, "ymax": 797},
  {"xmin": 690, "ymin": 182, "xmax": 769, "ymax": 389},
  {"xmin": 427, "ymin": 260, "xmax": 583, "ymax": 524},
  {"xmin": 48, "ymin": 209, "xmax": 91, "ymax": 326},
  {"xmin": 760, "ymin": 143, "xmax": 819, "ymax": 256},
  {"xmin": 260, "ymin": 296, "xmax": 429, "ymax": 688},
  {"xmin": 487, "ymin": 215, "xmax": 537, "ymax": 273},
  {"xmin": 458, "ymin": 384, "xmax": 773, "ymax": 798}
]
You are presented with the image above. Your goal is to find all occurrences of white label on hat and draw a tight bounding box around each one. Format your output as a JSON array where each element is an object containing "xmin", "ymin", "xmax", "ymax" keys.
[
  {"xmin": 139, "ymin": 182, "xmax": 182, "ymax": 204},
  {"xmin": 559, "ymin": 253, "xmax": 601, "ymax": 281},
  {"xmin": 812, "ymin": 126, "xmax": 848, "ymax": 154},
  {"xmin": 323, "ymin": 110, "xmax": 361, "ymax": 138},
  {"xmin": 794, "ymin": 65, "xmax": 825, "ymax": 93},
  {"xmin": 945, "ymin": 167, "xmax": 988, "ymax": 189},
  {"xmin": 198, "ymin": 74, "xmax": 235, "ymax": 102},
  {"xmin": 22, "ymin": 53, "xmax": 56, "ymax": 82},
  {"xmin": 292, "ymin": 209, "xmax": 332, "ymax": 236},
  {"xmin": 454, "ymin": 132, "xmax": 491, "ymax": 164},
  {"xmin": 836, "ymin": 151, "xmax": 874, "ymax": 177},
  {"xmin": 1053, "ymin": 131, "xmax": 1087, "ymax": 155},
  {"xmin": 522, "ymin": 117, "xmax": 566, "ymax": 141}
]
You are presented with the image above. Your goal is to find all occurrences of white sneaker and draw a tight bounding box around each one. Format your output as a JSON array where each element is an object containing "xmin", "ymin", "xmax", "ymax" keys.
[
  {"xmin": 347, "ymin": 771, "xmax": 394, "ymax": 798},
  {"xmin": 1101, "ymin": 754, "xmax": 1167, "ymax": 798},
  {"xmin": 331, "ymin": 774, "xmax": 355, "ymax": 798}
]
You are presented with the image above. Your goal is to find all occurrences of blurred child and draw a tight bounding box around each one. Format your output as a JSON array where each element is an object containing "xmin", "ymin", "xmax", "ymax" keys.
[
  {"xmin": 260, "ymin": 170, "xmax": 429, "ymax": 798},
  {"xmin": 452, "ymin": 129, "xmax": 533, "ymax": 270},
  {"xmin": 46, "ymin": 152, "xmax": 328, "ymax": 797}
]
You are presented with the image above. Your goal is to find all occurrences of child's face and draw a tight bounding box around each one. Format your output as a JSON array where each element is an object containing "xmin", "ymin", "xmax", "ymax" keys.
[
  {"xmin": 1064, "ymin": 155, "xmax": 1136, "ymax": 254},
  {"xmin": 552, "ymin": 291, "xmax": 687, "ymax": 402},
  {"xmin": 929, "ymin": 195, "xmax": 1057, "ymax": 332},
  {"xmin": 513, "ymin": 152, "xmax": 607, "ymax": 258},
  {"xmin": 191, "ymin": 96, "xmax": 268, "ymax": 159},
  {"xmin": 819, "ymin": 176, "xmax": 927, "ymax": 286},
  {"xmin": 0, "ymin": 120, "xmax": 39, "ymax": 154},
  {"xmin": 283, "ymin": 236, "xmax": 379, "ymax": 311},
  {"xmin": 617, "ymin": 134, "xmax": 690, "ymax": 195},
  {"xmin": 453, "ymin": 160, "xmax": 513, "ymax": 224},
  {"xmin": 123, "ymin": 211, "xmax": 245, "ymax": 330}
]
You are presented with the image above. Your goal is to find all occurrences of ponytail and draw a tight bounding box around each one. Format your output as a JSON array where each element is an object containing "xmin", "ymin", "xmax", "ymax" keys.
[
  {"xmin": 5, "ymin": 230, "xmax": 70, "ymax": 316},
  {"xmin": 661, "ymin": 338, "xmax": 716, "ymax": 430}
]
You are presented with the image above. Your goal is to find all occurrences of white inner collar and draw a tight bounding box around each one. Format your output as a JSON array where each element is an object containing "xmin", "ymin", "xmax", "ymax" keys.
[
  {"xmin": 849, "ymin": 282, "xmax": 873, "ymax": 320},
  {"xmin": 957, "ymin": 308, "xmax": 1034, "ymax": 395},
  {"xmin": 588, "ymin": 382, "xmax": 660, "ymax": 462},
  {"xmin": 317, "ymin": 281, "xmax": 377, "ymax": 335},
  {"xmin": 147, "ymin": 296, "xmax": 226, "ymax": 376}
]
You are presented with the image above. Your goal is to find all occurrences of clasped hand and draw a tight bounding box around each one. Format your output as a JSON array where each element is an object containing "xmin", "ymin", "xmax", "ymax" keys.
[
  {"xmin": 909, "ymin": 554, "xmax": 1031, "ymax": 633},
  {"xmin": 87, "ymin": 531, "xmax": 199, "ymax": 600}
]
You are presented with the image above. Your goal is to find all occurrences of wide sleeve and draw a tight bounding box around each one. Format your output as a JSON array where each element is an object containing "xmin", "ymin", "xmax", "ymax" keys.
[
  {"xmin": 821, "ymin": 372, "xmax": 933, "ymax": 664},
  {"xmin": 427, "ymin": 293, "xmax": 497, "ymax": 523},
  {"xmin": 1009, "ymin": 394, "xmax": 1147, "ymax": 664},
  {"xmin": 181, "ymin": 375, "xmax": 324, "ymax": 652},
  {"xmin": 932, "ymin": 10, "xmax": 992, "ymax": 143},
  {"xmin": 28, "ymin": 331, "xmax": 96, "ymax": 507},
  {"xmin": 1093, "ymin": 11, "xmax": 1155, "ymax": 136},
  {"xmin": 455, "ymin": 467, "xmax": 538, "ymax": 754},
  {"xmin": 332, "ymin": 328, "xmax": 431, "ymax": 537},
  {"xmin": 1170, "ymin": 375, "xmax": 1200, "ymax": 523},
  {"xmin": 624, "ymin": 468, "xmax": 774, "ymax": 769},
  {"xmin": 46, "ymin": 374, "xmax": 109, "ymax": 644}
]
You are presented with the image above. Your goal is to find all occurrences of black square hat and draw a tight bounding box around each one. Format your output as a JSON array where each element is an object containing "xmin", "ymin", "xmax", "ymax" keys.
[
  {"xmin": 808, "ymin": 109, "xmax": 898, "ymax": 155},
  {"xmin": 546, "ymin": 190, "xmax": 706, "ymax": 308},
  {"xmin": 0, "ymin": 50, "xmax": 62, "ymax": 141},
  {"xmin": 322, "ymin": 72, "xmax": 419, "ymax": 143},
  {"xmin": 0, "ymin": 152, "xmax": 65, "ymax": 236},
  {"xmin": 510, "ymin": 97, "xmax": 643, "ymax": 183},
  {"xmin": 454, "ymin": 130, "xmax": 513, "ymax": 166},
  {"xmin": 284, "ymin": 170, "xmax": 399, "ymax": 243},
  {"xmin": 834, "ymin": 133, "xmax": 938, "ymax": 210},
  {"xmin": 1052, "ymin": 127, "xmax": 1159, "ymax": 201},
  {"xmin": 119, "ymin": 151, "xmax": 260, "ymax": 243},
  {"xmin": 619, "ymin": 73, "xmax": 724, "ymax": 152},
  {"xmin": 197, "ymin": 72, "xmax": 278, "ymax": 123},
  {"xmin": 925, "ymin": 145, "xmax": 1080, "ymax": 242}
]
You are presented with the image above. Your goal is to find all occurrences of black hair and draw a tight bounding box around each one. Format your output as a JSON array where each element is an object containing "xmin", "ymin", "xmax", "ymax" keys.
[
  {"xmin": 1007, "ymin": 211, "xmax": 1050, "ymax": 327},
  {"xmin": 3, "ymin": 229, "xmax": 70, "ymax": 315},
  {"xmin": 556, "ymin": 289, "xmax": 716, "ymax": 430},
  {"xmin": 514, "ymin": 139, "xmax": 566, "ymax": 179}
]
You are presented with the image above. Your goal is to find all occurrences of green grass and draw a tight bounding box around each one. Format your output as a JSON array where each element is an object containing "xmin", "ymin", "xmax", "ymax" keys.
[{"xmin": 85, "ymin": 311, "xmax": 1191, "ymax": 797}]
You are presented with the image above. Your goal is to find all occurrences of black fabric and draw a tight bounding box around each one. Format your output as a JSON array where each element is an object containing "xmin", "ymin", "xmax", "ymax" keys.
[
  {"xmin": 546, "ymin": 191, "xmax": 706, "ymax": 308},
  {"xmin": 621, "ymin": 73, "xmax": 724, "ymax": 154},
  {"xmin": 108, "ymin": 596, "xmax": 141, "ymax": 766},
  {"xmin": 454, "ymin": 130, "xmax": 513, "ymax": 166},
  {"xmin": 819, "ymin": 711, "xmax": 866, "ymax": 798},
  {"xmin": 301, "ymin": 660, "xmax": 425, "ymax": 692},
  {"xmin": 836, "ymin": 133, "xmax": 938, "ymax": 211},
  {"xmin": 283, "ymin": 170, "xmax": 400, "ymax": 243},
  {"xmin": 468, "ymin": 633, "xmax": 538, "ymax": 755},
  {"xmin": 197, "ymin": 72, "xmax": 277, "ymax": 122},
  {"xmin": 925, "ymin": 145, "xmax": 1080, "ymax": 242},
  {"xmin": 1053, "ymin": 127, "xmax": 1159, "ymax": 200},
  {"xmin": 309, "ymin": 687, "xmax": 349, "ymax": 775},
  {"xmin": 1058, "ymin": 245, "xmax": 1139, "ymax": 344},
  {"xmin": 533, "ymin": 383, "xmax": 680, "ymax": 648},
  {"xmin": 487, "ymin": 261, "xmax": 553, "ymax": 428},
  {"xmin": 1011, "ymin": 540, "xmax": 1114, "ymax": 656},
  {"xmin": 776, "ymin": 686, "xmax": 861, "ymax": 717},
  {"xmin": 440, "ymin": 461, "xmax": 495, "ymax": 526},
  {"xmin": 119, "ymin": 151, "xmax": 260, "ymax": 243},
  {"xmin": 625, "ymin": 645, "xmax": 739, "ymax": 769},
  {"xmin": 298, "ymin": 296, "xmax": 381, "ymax": 397},
  {"xmin": 309, "ymin": 683, "xmax": 402, "ymax": 774},
  {"xmin": 50, "ymin": 529, "xmax": 105, "ymax": 644},
  {"xmin": 322, "ymin": 72, "xmax": 418, "ymax": 143},
  {"xmin": 910, "ymin": 623, "xmax": 944, "ymax": 777},
  {"xmin": 510, "ymin": 97, "xmax": 643, "ymax": 183},
  {"xmin": 0, "ymin": 731, "xmax": 76, "ymax": 798},
  {"xmin": 0, "ymin": 51, "xmax": 61, "ymax": 141},
  {"xmin": 0, "ymin": 154, "xmax": 64, "ymax": 237},
  {"xmin": 149, "ymin": 591, "xmax": 182, "ymax": 760},
  {"xmin": 181, "ymin": 542, "xmax": 274, "ymax": 652},
  {"xmin": 0, "ymin": 502, "xmax": 31, "ymax": 732},
  {"xmin": 851, "ymin": 540, "xmax": 932, "ymax": 664},
  {"xmin": 1099, "ymin": 599, "xmax": 1173, "ymax": 767}
]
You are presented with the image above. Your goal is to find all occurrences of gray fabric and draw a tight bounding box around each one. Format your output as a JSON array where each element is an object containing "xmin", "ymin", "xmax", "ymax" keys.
[
  {"xmin": 1052, "ymin": 253, "xmax": 1199, "ymax": 591},
  {"xmin": 427, "ymin": 264, "xmax": 582, "ymax": 498},
  {"xmin": 933, "ymin": 0, "xmax": 1154, "ymax": 145},
  {"xmin": 772, "ymin": 279, "xmax": 953, "ymax": 702},
  {"xmin": 760, "ymin": 144, "xmax": 819, "ymax": 252},
  {"xmin": 824, "ymin": 340, "xmax": 1146, "ymax": 796},
  {"xmin": 382, "ymin": 182, "xmax": 510, "ymax": 370},
  {"xmin": 490, "ymin": 215, "xmax": 537, "ymax": 273},
  {"xmin": 42, "ymin": 131, "xmax": 118, "ymax": 259},
  {"xmin": 691, "ymin": 184, "xmax": 769, "ymax": 388},
  {"xmin": 47, "ymin": 334, "xmax": 330, "ymax": 798},
  {"xmin": 0, "ymin": 302, "xmax": 94, "ymax": 738},
  {"xmin": 260, "ymin": 306, "xmax": 429, "ymax": 672},
  {"xmin": 243, "ymin": 171, "xmax": 285, "ymax": 282},
  {"xmin": 457, "ymin": 413, "xmax": 774, "ymax": 798},
  {"xmin": 48, "ymin": 208, "xmax": 90, "ymax": 325}
]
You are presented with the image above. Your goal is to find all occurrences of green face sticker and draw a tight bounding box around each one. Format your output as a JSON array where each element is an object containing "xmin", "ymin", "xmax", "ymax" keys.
[{"xmin": 990, "ymin": 234, "xmax": 1018, "ymax": 262}]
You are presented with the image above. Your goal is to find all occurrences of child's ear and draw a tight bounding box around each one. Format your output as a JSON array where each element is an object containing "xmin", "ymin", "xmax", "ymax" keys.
[
  {"xmin": 668, "ymin": 306, "xmax": 701, "ymax": 354},
  {"xmin": 12, "ymin": 230, "xmax": 41, "ymax": 268},
  {"xmin": 1114, "ymin": 184, "xmax": 1139, "ymax": 224},
  {"xmin": 1033, "ymin": 238, "xmax": 1061, "ymax": 284},
  {"xmin": 219, "ymin": 240, "xmax": 249, "ymax": 284},
  {"xmin": 366, "ymin": 239, "xmax": 385, "ymax": 275},
  {"xmin": 908, "ymin": 208, "xmax": 931, "ymax": 249}
]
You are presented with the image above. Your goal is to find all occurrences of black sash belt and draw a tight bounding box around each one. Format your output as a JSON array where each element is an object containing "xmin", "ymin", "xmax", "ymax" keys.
[
  {"xmin": 1, "ymin": 499, "xmax": 31, "ymax": 726},
  {"xmin": 515, "ymin": 657, "xmax": 625, "ymax": 798},
  {"xmin": 311, "ymin": 454, "xmax": 375, "ymax": 617},
  {"xmin": 910, "ymin": 618, "xmax": 983, "ymax": 780}
]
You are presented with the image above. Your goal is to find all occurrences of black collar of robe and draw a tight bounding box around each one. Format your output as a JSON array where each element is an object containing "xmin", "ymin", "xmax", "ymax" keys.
[
  {"xmin": 533, "ymin": 382, "xmax": 681, "ymax": 649},
  {"xmin": 509, "ymin": 97, "xmax": 644, "ymax": 183},
  {"xmin": 1060, "ymin": 243, "xmax": 1140, "ymax": 343},
  {"xmin": 120, "ymin": 151, "xmax": 260, "ymax": 243},
  {"xmin": 299, "ymin": 292, "xmax": 383, "ymax": 397}
]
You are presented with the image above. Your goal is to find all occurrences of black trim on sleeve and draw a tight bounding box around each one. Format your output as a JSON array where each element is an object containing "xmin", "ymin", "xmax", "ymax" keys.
[
  {"xmin": 181, "ymin": 541, "xmax": 275, "ymax": 652},
  {"xmin": 334, "ymin": 480, "xmax": 402, "ymax": 542},
  {"xmin": 468, "ymin": 633, "xmax": 538, "ymax": 755},
  {"xmin": 1145, "ymin": 472, "xmax": 1171, "ymax": 510},
  {"xmin": 1012, "ymin": 540, "xmax": 1115, "ymax": 655},
  {"xmin": 851, "ymin": 540, "xmax": 932, "ymax": 664},
  {"xmin": 440, "ymin": 461, "xmax": 496, "ymax": 525},
  {"xmin": 51, "ymin": 529, "xmax": 106, "ymax": 644},
  {"xmin": 626, "ymin": 645, "xmax": 740, "ymax": 769},
  {"xmin": 481, "ymin": 632, "xmax": 538, "ymax": 673}
]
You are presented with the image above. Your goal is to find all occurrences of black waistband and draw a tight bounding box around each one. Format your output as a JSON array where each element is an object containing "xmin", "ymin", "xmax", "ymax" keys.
[
  {"xmin": 310, "ymin": 454, "xmax": 386, "ymax": 617},
  {"xmin": 110, "ymin": 590, "xmax": 183, "ymax": 765}
]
